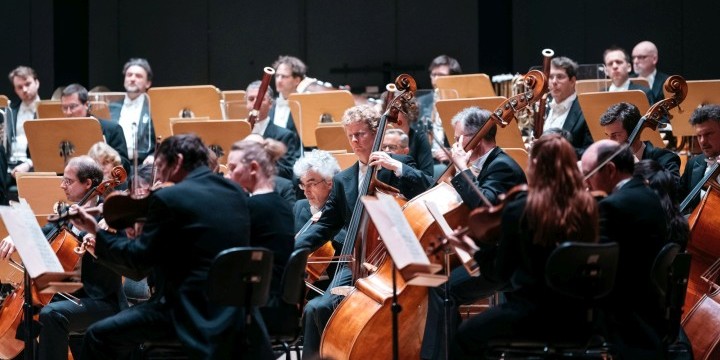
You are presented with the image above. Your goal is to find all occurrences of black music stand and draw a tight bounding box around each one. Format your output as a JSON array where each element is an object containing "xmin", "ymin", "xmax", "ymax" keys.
[
  {"xmin": 0, "ymin": 200, "xmax": 81, "ymax": 360},
  {"xmin": 362, "ymin": 193, "xmax": 447, "ymax": 360},
  {"xmin": 24, "ymin": 118, "xmax": 104, "ymax": 174}
]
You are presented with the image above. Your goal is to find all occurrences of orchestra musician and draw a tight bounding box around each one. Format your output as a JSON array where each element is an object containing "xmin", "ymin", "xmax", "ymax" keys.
[
  {"xmin": 421, "ymin": 106, "xmax": 527, "ymax": 360},
  {"xmin": 69, "ymin": 134, "xmax": 274, "ymax": 359},
  {"xmin": 245, "ymin": 80, "xmax": 301, "ymax": 180},
  {"xmin": 270, "ymin": 55, "xmax": 306, "ymax": 136},
  {"xmin": 292, "ymin": 149, "xmax": 343, "ymax": 292},
  {"xmin": 599, "ymin": 102, "xmax": 681, "ymax": 182},
  {"xmin": 225, "ymin": 138, "xmax": 294, "ymax": 303},
  {"xmin": 581, "ymin": 139, "xmax": 669, "ymax": 358},
  {"xmin": 243, "ymin": 133, "xmax": 296, "ymax": 207},
  {"xmin": 0, "ymin": 156, "xmax": 127, "ymax": 360},
  {"xmin": 446, "ymin": 133, "xmax": 599, "ymax": 359},
  {"xmin": 543, "ymin": 56, "xmax": 594, "ymax": 157},
  {"xmin": 294, "ymin": 104, "xmax": 431, "ymax": 359},
  {"xmin": 678, "ymin": 104, "xmax": 720, "ymax": 214}
]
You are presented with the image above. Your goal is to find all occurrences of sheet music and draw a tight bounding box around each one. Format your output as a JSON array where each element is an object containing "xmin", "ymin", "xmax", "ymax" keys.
[{"xmin": 0, "ymin": 199, "xmax": 63, "ymax": 278}]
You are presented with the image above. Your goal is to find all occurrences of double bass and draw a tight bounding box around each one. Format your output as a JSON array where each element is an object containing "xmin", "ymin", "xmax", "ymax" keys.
[{"xmin": 320, "ymin": 70, "xmax": 547, "ymax": 360}]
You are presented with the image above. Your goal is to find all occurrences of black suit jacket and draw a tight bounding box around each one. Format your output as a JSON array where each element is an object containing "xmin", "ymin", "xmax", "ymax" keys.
[
  {"xmin": 109, "ymin": 98, "xmax": 156, "ymax": 164},
  {"xmin": 546, "ymin": 97, "xmax": 594, "ymax": 157},
  {"xmin": 649, "ymin": 72, "xmax": 670, "ymax": 105},
  {"xmin": 679, "ymin": 154, "xmax": 710, "ymax": 214},
  {"xmin": 268, "ymin": 103, "xmax": 299, "ymax": 137},
  {"xmin": 295, "ymin": 154, "xmax": 430, "ymax": 252},
  {"xmin": 97, "ymin": 117, "xmax": 131, "ymax": 173},
  {"xmin": 641, "ymin": 140, "xmax": 680, "ymax": 182},
  {"xmin": 451, "ymin": 147, "xmax": 527, "ymax": 208},
  {"xmin": 262, "ymin": 121, "xmax": 301, "ymax": 180},
  {"xmin": 408, "ymin": 127, "xmax": 434, "ymax": 177},
  {"xmin": 599, "ymin": 177, "xmax": 668, "ymax": 329},
  {"xmin": 629, "ymin": 82, "xmax": 655, "ymax": 105},
  {"xmin": 274, "ymin": 175, "xmax": 297, "ymax": 207},
  {"xmin": 93, "ymin": 166, "xmax": 256, "ymax": 358}
]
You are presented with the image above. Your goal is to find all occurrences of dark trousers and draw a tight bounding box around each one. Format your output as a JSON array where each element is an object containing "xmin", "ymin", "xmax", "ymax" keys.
[
  {"xmin": 38, "ymin": 296, "xmax": 121, "ymax": 360},
  {"xmin": 301, "ymin": 266, "xmax": 351, "ymax": 360}
]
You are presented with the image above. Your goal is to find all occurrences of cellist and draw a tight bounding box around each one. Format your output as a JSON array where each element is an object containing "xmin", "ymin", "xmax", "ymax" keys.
[
  {"xmin": 678, "ymin": 104, "xmax": 720, "ymax": 214},
  {"xmin": 0, "ymin": 156, "xmax": 127, "ymax": 360},
  {"xmin": 294, "ymin": 104, "xmax": 430, "ymax": 360},
  {"xmin": 421, "ymin": 107, "xmax": 527, "ymax": 360}
]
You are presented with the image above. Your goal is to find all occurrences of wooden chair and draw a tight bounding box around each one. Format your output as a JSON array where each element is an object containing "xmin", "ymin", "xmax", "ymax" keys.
[
  {"xmin": 315, "ymin": 123, "xmax": 352, "ymax": 152},
  {"xmin": 287, "ymin": 90, "xmax": 355, "ymax": 148},
  {"xmin": 88, "ymin": 100, "xmax": 111, "ymax": 119},
  {"xmin": 147, "ymin": 85, "xmax": 223, "ymax": 140},
  {"xmin": 435, "ymin": 97, "xmax": 526, "ymax": 149},
  {"xmin": 36, "ymin": 100, "xmax": 64, "ymax": 118},
  {"xmin": 435, "ymin": 73, "xmax": 496, "ymax": 99},
  {"xmin": 503, "ymin": 148, "xmax": 529, "ymax": 176},
  {"xmin": 221, "ymin": 90, "xmax": 248, "ymax": 120},
  {"xmin": 577, "ymin": 90, "xmax": 664, "ymax": 148},
  {"xmin": 576, "ymin": 78, "xmax": 650, "ymax": 95},
  {"xmin": 329, "ymin": 150, "xmax": 356, "ymax": 170}
]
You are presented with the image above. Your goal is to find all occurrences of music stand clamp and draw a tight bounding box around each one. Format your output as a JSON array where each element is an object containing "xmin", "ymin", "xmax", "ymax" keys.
[{"xmin": 361, "ymin": 193, "xmax": 447, "ymax": 360}]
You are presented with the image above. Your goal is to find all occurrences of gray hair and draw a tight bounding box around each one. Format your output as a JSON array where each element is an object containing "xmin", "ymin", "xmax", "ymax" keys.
[
  {"xmin": 246, "ymin": 80, "xmax": 275, "ymax": 101},
  {"xmin": 450, "ymin": 107, "xmax": 495, "ymax": 141},
  {"xmin": 293, "ymin": 149, "xmax": 341, "ymax": 180}
]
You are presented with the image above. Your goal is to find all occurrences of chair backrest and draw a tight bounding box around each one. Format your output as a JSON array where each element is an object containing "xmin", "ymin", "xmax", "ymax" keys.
[
  {"xmin": 329, "ymin": 150, "xmax": 356, "ymax": 170},
  {"xmin": 652, "ymin": 243, "xmax": 681, "ymax": 299},
  {"xmin": 208, "ymin": 247, "xmax": 274, "ymax": 307},
  {"xmin": 287, "ymin": 90, "xmax": 355, "ymax": 147},
  {"xmin": 576, "ymin": 78, "xmax": 650, "ymax": 95},
  {"xmin": 315, "ymin": 123, "xmax": 352, "ymax": 152},
  {"xmin": 435, "ymin": 73, "xmax": 496, "ymax": 99},
  {"xmin": 147, "ymin": 85, "xmax": 223, "ymax": 140},
  {"xmin": 651, "ymin": 242, "xmax": 692, "ymax": 343},
  {"xmin": 280, "ymin": 248, "xmax": 310, "ymax": 304},
  {"xmin": 36, "ymin": 100, "xmax": 64, "ymax": 118},
  {"xmin": 221, "ymin": 90, "xmax": 248, "ymax": 120},
  {"xmin": 545, "ymin": 241, "xmax": 619, "ymax": 300}
]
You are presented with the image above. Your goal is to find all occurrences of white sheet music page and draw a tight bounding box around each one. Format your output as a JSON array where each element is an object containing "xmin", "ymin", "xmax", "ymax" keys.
[{"xmin": 0, "ymin": 199, "xmax": 63, "ymax": 278}]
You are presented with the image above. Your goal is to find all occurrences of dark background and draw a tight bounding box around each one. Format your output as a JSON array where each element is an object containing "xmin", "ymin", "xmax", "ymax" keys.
[{"xmin": 2, "ymin": 0, "xmax": 716, "ymax": 104}]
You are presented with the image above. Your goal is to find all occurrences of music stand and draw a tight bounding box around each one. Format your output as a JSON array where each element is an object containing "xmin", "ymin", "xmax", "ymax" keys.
[
  {"xmin": 147, "ymin": 85, "xmax": 223, "ymax": 141},
  {"xmin": 36, "ymin": 101, "xmax": 64, "ymax": 119},
  {"xmin": 436, "ymin": 97, "xmax": 525, "ymax": 149},
  {"xmin": 666, "ymin": 80, "xmax": 720, "ymax": 143},
  {"xmin": 288, "ymin": 90, "xmax": 355, "ymax": 148},
  {"xmin": 577, "ymin": 90, "xmax": 664, "ymax": 148},
  {"xmin": 575, "ymin": 78, "xmax": 650, "ymax": 95},
  {"xmin": 24, "ymin": 118, "xmax": 104, "ymax": 173},
  {"xmin": 362, "ymin": 192, "xmax": 447, "ymax": 360},
  {"xmin": 435, "ymin": 73, "xmax": 496, "ymax": 99},
  {"xmin": 0, "ymin": 200, "xmax": 81, "ymax": 360},
  {"xmin": 171, "ymin": 120, "xmax": 251, "ymax": 165}
]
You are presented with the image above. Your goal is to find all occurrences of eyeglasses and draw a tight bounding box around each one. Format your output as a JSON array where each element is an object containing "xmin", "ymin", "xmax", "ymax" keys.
[
  {"xmin": 61, "ymin": 103, "xmax": 82, "ymax": 112},
  {"xmin": 348, "ymin": 130, "xmax": 370, "ymax": 140},
  {"xmin": 631, "ymin": 55, "xmax": 649, "ymax": 60},
  {"xmin": 61, "ymin": 177, "xmax": 77, "ymax": 186},
  {"xmin": 453, "ymin": 133, "xmax": 474, "ymax": 143},
  {"xmin": 382, "ymin": 144, "xmax": 400, "ymax": 151},
  {"xmin": 430, "ymin": 72, "xmax": 449, "ymax": 78},
  {"xmin": 299, "ymin": 179, "xmax": 326, "ymax": 190}
]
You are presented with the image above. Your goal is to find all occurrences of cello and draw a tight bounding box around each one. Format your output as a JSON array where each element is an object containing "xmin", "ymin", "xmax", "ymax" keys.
[
  {"xmin": 320, "ymin": 71, "xmax": 547, "ymax": 360},
  {"xmin": 0, "ymin": 166, "xmax": 126, "ymax": 359}
]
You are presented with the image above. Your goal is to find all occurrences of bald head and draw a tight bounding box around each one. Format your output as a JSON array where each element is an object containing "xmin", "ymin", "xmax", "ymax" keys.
[
  {"xmin": 581, "ymin": 139, "xmax": 634, "ymax": 193},
  {"xmin": 632, "ymin": 41, "xmax": 659, "ymax": 78}
]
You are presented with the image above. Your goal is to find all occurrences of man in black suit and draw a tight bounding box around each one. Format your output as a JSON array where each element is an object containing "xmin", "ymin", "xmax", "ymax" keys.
[
  {"xmin": 679, "ymin": 104, "xmax": 720, "ymax": 214},
  {"xmin": 599, "ymin": 102, "xmax": 680, "ymax": 183},
  {"xmin": 542, "ymin": 56, "xmax": 594, "ymax": 157},
  {"xmin": 61, "ymin": 84, "xmax": 131, "ymax": 174},
  {"xmin": 246, "ymin": 80, "xmax": 300, "ymax": 180},
  {"xmin": 603, "ymin": 46, "xmax": 654, "ymax": 104},
  {"xmin": 581, "ymin": 139, "xmax": 668, "ymax": 357},
  {"xmin": 71, "ymin": 134, "xmax": 273, "ymax": 359},
  {"xmin": 269, "ymin": 55, "xmax": 306, "ymax": 137},
  {"xmin": 295, "ymin": 105, "xmax": 431, "ymax": 359},
  {"xmin": 421, "ymin": 106, "xmax": 527, "ymax": 359},
  {"xmin": 0, "ymin": 156, "xmax": 127, "ymax": 360},
  {"xmin": 449, "ymin": 107, "xmax": 527, "ymax": 208},
  {"xmin": 632, "ymin": 41, "xmax": 670, "ymax": 105}
]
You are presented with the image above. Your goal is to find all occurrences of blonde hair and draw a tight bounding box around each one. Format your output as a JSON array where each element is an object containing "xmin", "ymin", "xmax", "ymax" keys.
[
  {"xmin": 87, "ymin": 142, "xmax": 122, "ymax": 169},
  {"xmin": 231, "ymin": 138, "xmax": 287, "ymax": 178}
]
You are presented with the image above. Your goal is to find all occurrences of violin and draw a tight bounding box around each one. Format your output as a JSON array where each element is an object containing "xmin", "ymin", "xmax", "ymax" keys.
[{"xmin": 102, "ymin": 181, "xmax": 174, "ymax": 230}]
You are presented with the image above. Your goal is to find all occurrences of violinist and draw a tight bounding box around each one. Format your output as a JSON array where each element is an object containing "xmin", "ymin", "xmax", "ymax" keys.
[
  {"xmin": 295, "ymin": 104, "xmax": 431, "ymax": 359},
  {"xmin": 581, "ymin": 139, "xmax": 669, "ymax": 357},
  {"xmin": 421, "ymin": 107, "xmax": 527, "ymax": 359},
  {"xmin": 599, "ymin": 102, "xmax": 681, "ymax": 182},
  {"xmin": 245, "ymin": 80, "xmax": 301, "ymax": 180},
  {"xmin": 292, "ymin": 149, "xmax": 343, "ymax": 291},
  {"xmin": 69, "ymin": 134, "xmax": 273, "ymax": 359},
  {"xmin": 678, "ymin": 104, "xmax": 720, "ymax": 214},
  {"xmin": 0, "ymin": 156, "xmax": 127, "ymax": 360},
  {"xmin": 448, "ymin": 134, "xmax": 599, "ymax": 359},
  {"xmin": 225, "ymin": 138, "xmax": 294, "ymax": 303}
]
